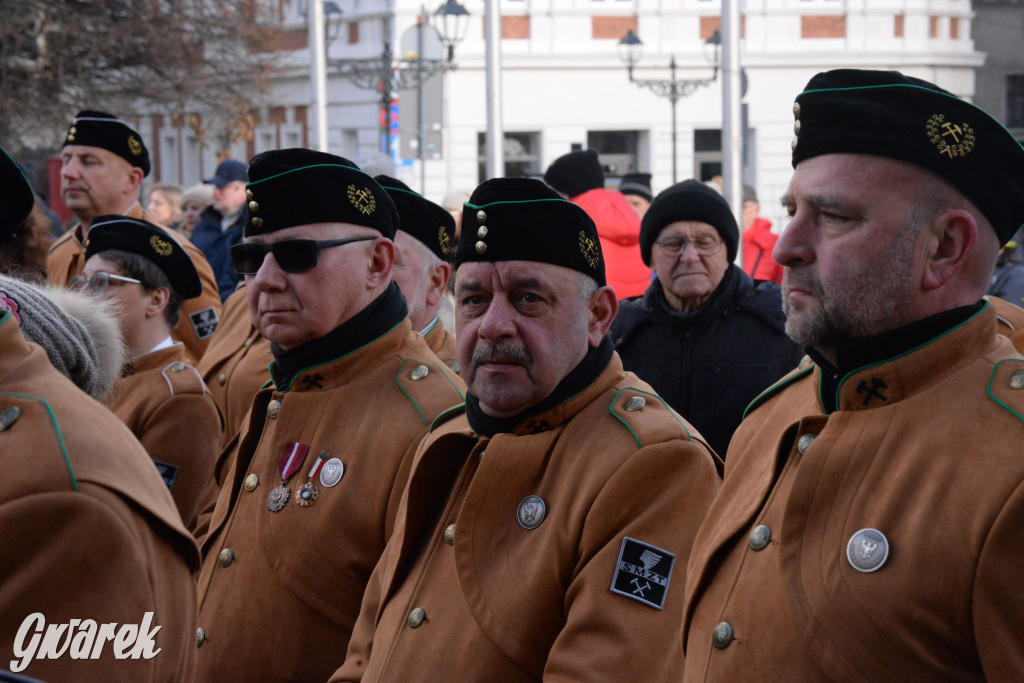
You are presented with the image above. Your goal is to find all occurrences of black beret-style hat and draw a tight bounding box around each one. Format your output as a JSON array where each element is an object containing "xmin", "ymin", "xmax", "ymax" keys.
[
  {"xmin": 1, "ymin": 146, "xmax": 34, "ymax": 246},
  {"xmin": 543, "ymin": 149, "xmax": 605, "ymax": 198},
  {"xmin": 244, "ymin": 149, "xmax": 398, "ymax": 239},
  {"xmin": 454, "ymin": 177, "xmax": 606, "ymax": 287},
  {"xmin": 792, "ymin": 69, "xmax": 1024, "ymax": 244},
  {"xmin": 639, "ymin": 180, "xmax": 739, "ymax": 267},
  {"xmin": 374, "ymin": 175, "xmax": 455, "ymax": 261},
  {"xmin": 619, "ymin": 173, "xmax": 653, "ymax": 202},
  {"xmin": 86, "ymin": 216, "xmax": 202, "ymax": 299},
  {"xmin": 62, "ymin": 110, "xmax": 151, "ymax": 177}
]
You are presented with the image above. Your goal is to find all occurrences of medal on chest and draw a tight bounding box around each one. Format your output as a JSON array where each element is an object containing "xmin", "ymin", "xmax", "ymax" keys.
[
  {"xmin": 268, "ymin": 442, "xmax": 310, "ymax": 512},
  {"xmin": 296, "ymin": 450, "xmax": 330, "ymax": 507}
]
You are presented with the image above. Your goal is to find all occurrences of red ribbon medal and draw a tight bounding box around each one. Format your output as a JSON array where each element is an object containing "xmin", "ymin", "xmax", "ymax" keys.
[
  {"xmin": 296, "ymin": 451, "xmax": 330, "ymax": 507},
  {"xmin": 267, "ymin": 442, "xmax": 310, "ymax": 512}
]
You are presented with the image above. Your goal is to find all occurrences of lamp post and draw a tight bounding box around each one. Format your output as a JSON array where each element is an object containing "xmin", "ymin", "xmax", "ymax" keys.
[
  {"xmin": 327, "ymin": 1, "xmax": 468, "ymax": 161},
  {"xmin": 306, "ymin": 0, "xmax": 344, "ymax": 152},
  {"xmin": 618, "ymin": 29, "xmax": 721, "ymax": 184}
]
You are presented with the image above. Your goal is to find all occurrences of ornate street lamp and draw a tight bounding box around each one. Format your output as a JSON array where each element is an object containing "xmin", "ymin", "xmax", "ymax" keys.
[{"xmin": 618, "ymin": 29, "xmax": 721, "ymax": 184}]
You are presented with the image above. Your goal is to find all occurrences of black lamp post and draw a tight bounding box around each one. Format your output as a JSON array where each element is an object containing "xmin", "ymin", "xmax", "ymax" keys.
[{"xmin": 618, "ymin": 29, "xmax": 721, "ymax": 184}]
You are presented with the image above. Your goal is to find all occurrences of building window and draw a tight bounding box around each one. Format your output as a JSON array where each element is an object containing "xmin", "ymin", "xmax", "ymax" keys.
[
  {"xmin": 1008, "ymin": 75, "xmax": 1024, "ymax": 129},
  {"xmin": 587, "ymin": 130, "xmax": 640, "ymax": 177},
  {"xmin": 694, "ymin": 128, "xmax": 722, "ymax": 182},
  {"xmin": 477, "ymin": 132, "xmax": 541, "ymax": 181}
]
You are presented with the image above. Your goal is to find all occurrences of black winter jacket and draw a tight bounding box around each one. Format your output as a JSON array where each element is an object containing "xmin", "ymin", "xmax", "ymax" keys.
[{"xmin": 610, "ymin": 265, "xmax": 803, "ymax": 458}]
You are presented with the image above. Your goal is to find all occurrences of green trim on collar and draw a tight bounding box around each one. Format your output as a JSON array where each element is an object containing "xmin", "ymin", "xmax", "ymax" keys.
[
  {"xmin": 429, "ymin": 403, "xmax": 467, "ymax": 432},
  {"xmin": 987, "ymin": 359, "xmax": 1024, "ymax": 424},
  {"xmin": 608, "ymin": 388, "xmax": 691, "ymax": 448},
  {"xmin": 274, "ymin": 319, "xmax": 406, "ymax": 392},
  {"xmin": 1, "ymin": 392, "xmax": 77, "ymax": 492},
  {"xmin": 743, "ymin": 366, "xmax": 815, "ymax": 420},
  {"xmin": 0, "ymin": 310, "xmax": 10, "ymax": 325}
]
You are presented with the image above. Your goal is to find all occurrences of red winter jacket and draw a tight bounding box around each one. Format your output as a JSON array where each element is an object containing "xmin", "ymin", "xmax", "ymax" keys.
[
  {"xmin": 571, "ymin": 188, "xmax": 652, "ymax": 299},
  {"xmin": 742, "ymin": 217, "xmax": 783, "ymax": 283}
]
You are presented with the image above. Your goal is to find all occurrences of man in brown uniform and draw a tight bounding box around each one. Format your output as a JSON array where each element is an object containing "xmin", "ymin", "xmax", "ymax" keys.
[
  {"xmin": 193, "ymin": 149, "xmax": 465, "ymax": 681},
  {"xmin": 0, "ymin": 145, "xmax": 199, "ymax": 680},
  {"xmin": 333, "ymin": 178, "xmax": 721, "ymax": 682},
  {"xmin": 48, "ymin": 110, "xmax": 222, "ymax": 362},
  {"xmin": 375, "ymin": 176, "xmax": 458, "ymax": 367},
  {"xmin": 81, "ymin": 216, "xmax": 222, "ymax": 529},
  {"xmin": 682, "ymin": 69, "xmax": 1024, "ymax": 679}
]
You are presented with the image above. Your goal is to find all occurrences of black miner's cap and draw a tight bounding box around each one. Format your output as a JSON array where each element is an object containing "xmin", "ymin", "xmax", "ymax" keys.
[
  {"xmin": 86, "ymin": 216, "xmax": 202, "ymax": 299},
  {"xmin": 0, "ymin": 147, "xmax": 34, "ymax": 246},
  {"xmin": 792, "ymin": 69, "xmax": 1024, "ymax": 244},
  {"xmin": 375, "ymin": 175, "xmax": 455, "ymax": 261},
  {"xmin": 455, "ymin": 177, "xmax": 605, "ymax": 287},
  {"xmin": 63, "ymin": 110, "xmax": 151, "ymax": 177},
  {"xmin": 245, "ymin": 149, "xmax": 397, "ymax": 239}
]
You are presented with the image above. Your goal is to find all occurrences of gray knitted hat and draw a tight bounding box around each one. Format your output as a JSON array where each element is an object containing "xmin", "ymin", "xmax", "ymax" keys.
[{"xmin": 0, "ymin": 274, "xmax": 122, "ymax": 398}]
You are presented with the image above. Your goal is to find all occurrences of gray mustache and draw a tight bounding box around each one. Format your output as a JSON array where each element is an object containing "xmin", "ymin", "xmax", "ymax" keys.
[{"xmin": 472, "ymin": 339, "xmax": 532, "ymax": 366}]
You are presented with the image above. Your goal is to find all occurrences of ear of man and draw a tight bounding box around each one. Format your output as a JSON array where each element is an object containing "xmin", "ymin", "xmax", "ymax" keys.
[
  {"xmin": 920, "ymin": 209, "xmax": 978, "ymax": 293},
  {"xmin": 586, "ymin": 286, "xmax": 619, "ymax": 347},
  {"xmin": 366, "ymin": 237, "xmax": 397, "ymax": 289},
  {"xmin": 424, "ymin": 260, "xmax": 451, "ymax": 308},
  {"xmin": 144, "ymin": 286, "xmax": 171, "ymax": 320}
]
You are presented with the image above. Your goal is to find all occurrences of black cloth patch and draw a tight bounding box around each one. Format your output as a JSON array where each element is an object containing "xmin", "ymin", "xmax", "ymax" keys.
[
  {"xmin": 189, "ymin": 306, "xmax": 219, "ymax": 339},
  {"xmin": 153, "ymin": 460, "xmax": 179, "ymax": 490},
  {"xmin": 610, "ymin": 537, "xmax": 676, "ymax": 610}
]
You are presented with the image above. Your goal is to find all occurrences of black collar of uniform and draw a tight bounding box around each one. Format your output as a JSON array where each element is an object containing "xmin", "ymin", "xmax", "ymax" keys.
[
  {"xmin": 648, "ymin": 264, "xmax": 740, "ymax": 323},
  {"xmin": 809, "ymin": 301, "xmax": 983, "ymax": 413},
  {"xmin": 269, "ymin": 281, "xmax": 408, "ymax": 391},
  {"xmin": 465, "ymin": 335, "xmax": 614, "ymax": 438}
]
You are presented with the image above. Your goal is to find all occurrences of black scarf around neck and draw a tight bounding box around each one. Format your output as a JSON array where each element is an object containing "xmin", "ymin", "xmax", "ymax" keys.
[
  {"xmin": 465, "ymin": 335, "xmax": 614, "ymax": 438},
  {"xmin": 270, "ymin": 281, "xmax": 407, "ymax": 391}
]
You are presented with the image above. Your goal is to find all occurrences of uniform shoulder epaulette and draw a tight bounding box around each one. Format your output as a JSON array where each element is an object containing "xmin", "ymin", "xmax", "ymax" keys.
[
  {"xmin": 48, "ymin": 229, "xmax": 77, "ymax": 252},
  {"xmin": 395, "ymin": 357, "xmax": 465, "ymax": 425},
  {"xmin": 161, "ymin": 361, "xmax": 207, "ymax": 397},
  {"xmin": 743, "ymin": 363, "xmax": 815, "ymax": 419},
  {"xmin": 606, "ymin": 387, "xmax": 693, "ymax": 448},
  {"xmin": 987, "ymin": 358, "xmax": 1024, "ymax": 425}
]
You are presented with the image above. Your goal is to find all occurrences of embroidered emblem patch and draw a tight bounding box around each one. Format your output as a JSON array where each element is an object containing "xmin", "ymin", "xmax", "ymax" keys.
[
  {"xmin": 188, "ymin": 306, "xmax": 219, "ymax": 339},
  {"xmin": 153, "ymin": 460, "xmax": 179, "ymax": 491},
  {"xmin": 925, "ymin": 114, "xmax": 975, "ymax": 159},
  {"xmin": 128, "ymin": 135, "xmax": 143, "ymax": 157},
  {"xmin": 438, "ymin": 225, "xmax": 451, "ymax": 256},
  {"xmin": 149, "ymin": 235, "xmax": 172, "ymax": 256},
  {"xmin": 347, "ymin": 184, "xmax": 376, "ymax": 215},
  {"xmin": 0, "ymin": 291, "xmax": 21, "ymax": 323},
  {"xmin": 610, "ymin": 537, "xmax": 676, "ymax": 610},
  {"xmin": 578, "ymin": 231, "xmax": 600, "ymax": 269}
]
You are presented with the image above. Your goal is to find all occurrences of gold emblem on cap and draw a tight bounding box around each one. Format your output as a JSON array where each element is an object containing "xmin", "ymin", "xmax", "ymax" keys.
[
  {"xmin": 149, "ymin": 235, "xmax": 173, "ymax": 256},
  {"xmin": 347, "ymin": 184, "xmax": 377, "ymax": 215},
  {"xmin": 578, "ymin": 231, "xmax": 600, "ymax": 269},
  {"xmin": 438, "ymin": 226, "xmax": 451, "ymax": 256},
  {"xmin": 127, "ymin": 135, "xmax": 143, "ymax": 157},
  {"xmin": 925, "ymin": 114, "xmax": 975, "ymax": 159}
]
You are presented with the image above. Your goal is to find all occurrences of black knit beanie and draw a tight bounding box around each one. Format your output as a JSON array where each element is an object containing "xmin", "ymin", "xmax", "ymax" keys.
[
  {"xmin": 543, "ymin": 150, "xmax": 605, "ymax": 198},
  {"xmin": 639, "ymin": 180, "xmax": 739, "ymax": 266}
]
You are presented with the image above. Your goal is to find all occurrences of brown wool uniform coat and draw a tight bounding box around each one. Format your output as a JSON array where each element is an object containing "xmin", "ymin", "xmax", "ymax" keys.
[
  {"xmin": 47, "ymin": 206, "xmax": 222, "ymax": 363},
  {"xmin": 421, "ymin": 315, "xmax": 457, "ymax": 370},
  {"xmin": 0, "ymin": 311, "xmax": 200, "ymax": 682},
  {"xmin": 194, "ymin": 320, "xmax": 465, "ymax": 682},
  {"xmin": 682, "ymin": 303, "xmax": 1024, "ymax": 680},
  {"xmin": 333, "ymin": 354, "xmax": 722, "ymax": 682},
  {"xmin": 195, "ymin": 284, "xmax": 272, "ymax": 446},
  {"xmin": 105, "ymin": 344, "xmax": 222, "ymax": 530}
]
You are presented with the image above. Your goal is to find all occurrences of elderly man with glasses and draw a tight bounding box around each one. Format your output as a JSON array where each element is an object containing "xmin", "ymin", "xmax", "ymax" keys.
[
  {"xmin": 191, "ymin": 149, "xmax": 465, "ymax": 682},
  {"xmin": 610, "ymin": 180, "xmax": 803, "ymax": 458}
]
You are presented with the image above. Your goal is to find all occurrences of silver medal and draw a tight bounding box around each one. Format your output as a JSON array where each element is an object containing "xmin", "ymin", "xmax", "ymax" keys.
[
  {"xmin": 846, "ymin": 528, "xmax": 889, "ymax": 573},
  {"xmin": 319, "ymin": 458, "xmax": 345, "ymax": 488},
  {"xmin": 517, "ymin": 495, "xmax": 546, "ymax": 529},
  {"xmin": 267, "ymin": 485, "xmax": 291, "ymax": 512}
]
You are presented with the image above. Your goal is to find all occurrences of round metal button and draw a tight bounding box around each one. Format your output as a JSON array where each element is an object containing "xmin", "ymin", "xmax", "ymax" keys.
[
  {"xmin": 1010, "ymin": 368, "xmax": 1024, "ymax": 389},
  {"xmin": 251, "ymin": 216, "xmax": 263, "ymax": 229},
  {"xmin": 793, "ymin": 101, "xmax": 801, "ymax": 118},
  {"xmin": 476, "ymin": 209, "xmax": 487, "ymax": 222},
  {"xmin": 196, "ymin": 627, "xmax": 206, "ymax": 647},
  {"xmin": 267, "ymin": 399, "xmax": 281, "ymax": 419},
  {"xmin": 624, "ymin": 396, "xmax": 646, "ymax": 412},
  {"xmin": 443, "ymin": 523, "xmax": 456, "ymax": 545},
  {"xmin": 217, "ymin": 548, "xmax": 235, "ymax": 567},
  {"xmin": 69, "ymin": 126, "xmax": 78, "ymax": 134},
  {"xmin": 517, "ymin": 495, "xmax": 546, "ymax": 529},
  {"xmin": 407, "ymin": 607, "xmax": 426, "ymax": 628},
  {"xmin": 169, "ymin": 362, "xmax": 185, "ymax": 373},
  {"xmin": 477, "ymin": 225, "xmax": 488, "ymax": 238},
  {"xmin": 794, "ymin": 119, "xmax": 801, "ymax": 135},
  {"xmin": 846, "ymin": 528, "xmax": 890, "ymax": 573},
  {"xmin": 791, "ymin": 136, "xmax": 799, "ymax": 153},
  {"xmin": 244, "ymin": 474, "xmax": 259, "ymax": 492},
  {"xmin": 450, "ymin": 362, "xmax": 460, "ymax": 373},
  {"xmin": 410, "ymin": 365, "xmax": 429, "ymax": 381},
  {"xmin": 712, "ymin": 621, "xmax": 734, "ymax": 649},
  {"xmin": 796, "ymin": 434, "xmax": 816, "ymax": 454},
  {"xmin": 243, "ymin": 337, "xmax": 253, "ymax": 347},
  {"xmin": 748, "ymin": 524, "xmax": 772, "ymax": 551},
  {"xmin": 249, "ymin": 200, "xmax": 259, "ymax": 212},
  {"xmin": 246, "ymin": 189, "xmax": 254, "ymax": 201},
  {"xmin": 217, "ymin": 373, "xmax": 227, "ymax": 385},
  {"xmin": 475, "ymin": 240, "xmax": 487, "ymax": 254}
]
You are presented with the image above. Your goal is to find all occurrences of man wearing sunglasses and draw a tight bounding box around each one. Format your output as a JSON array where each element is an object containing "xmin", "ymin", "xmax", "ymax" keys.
[
  {"xmin": 48, "ymin": 110, "xmax": 222, "ymax": 363},
  {"xmin": 79, "ymin": 216, "xmax": 222, "ymax": 531},
  {"xmin": 192, "ymin": 149, "xmax": 465, "ymax": 682},
  {"xmin": 375, "ymin": 175, "xmax": 457, "ymax": 368}
]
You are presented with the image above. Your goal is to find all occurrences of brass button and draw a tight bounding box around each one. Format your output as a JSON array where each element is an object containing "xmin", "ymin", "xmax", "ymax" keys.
[
  {"xmin": 217, "ymin": 548, "xmax": 235, "ymax": 567},
  {"xmin": 243, "ymin": 337, "xmax": 253, "ymax": 347},
  {"xmin": 794, "ymin": 119, "xmax": 801, "ymax": 135},
  {"xmin": 66, "ymin": 134, "xmax": 76, "ymax": 141},
  {"xmin": 407, "ymin": 607, "xmax": 426, "ymax": 628},
  {"xmin": 793, "ymin": 101, "xmax": 801, "ymax": 118},
  {"xmin": 244, "ymin": 474, "xmax": 259, "ymax": 492},
  {"xmin": 712, "ymin": 622, "xmax": 734, "ymax": 649},
  {"xmin": 196, "ymin": 627, "xmax": 206, "ymax": 647},
  {"xmin": 267, "ymin": 399, "xmax": 281, "ymax": 419},
  {"xmin": 748, "ymin": 525, "xmax": 772, "ymax": 551},
  {"xmin": 475, "ymin": 240, "xmax": 487, "ymax": 255},
  {"xmin": 796, "ymin": 434, "xmax": 816, "ymax": 454},
  {"xmin": 443, "ymin": 523, "xmax": 456, "ymax": 545},
  {"xmin": 791, "ymin": 136, "xmax": 798, "ymax": 153},
  {"xmin": 218, "ymin": 373, "xmax": 227, "ymax": 385},
  {"xmin": 249, "ymin": 200, "xmax": 259, "ymax": 212},
  {"xmin": 251, "ymin": 217, "xmax": 264, "ymax": 229},
  {"xmin": 410, "ymin": 365, "xmax": 429, "ymax": 381},
  {"xmin": 246, "ymin": 189, "xmax": 254, "ymax": 200},
  {"xmin": 1010, "ymin": 368, "xmax": 1024, "ymax": 389},
  {"xmin": 69, "ymin": 126, "xmax": 78, "ymax": 134},
  {"xmin": 450, "ymin": 362, "xmax": 460, "ymax": 373},
  {"xmin": 169, "ymin": 362, "xmax": 185, "ymax": 373},
  {"xmin": 624, "ymin": 396, "xmax": 646, "ymax": 412},
  {"xmin": 477, "ymin": 225, "xmax": 488, "ymax": 239},
  {"xmin": 476, "ymin": 210, "xmax": 487, "ymax": 222}
]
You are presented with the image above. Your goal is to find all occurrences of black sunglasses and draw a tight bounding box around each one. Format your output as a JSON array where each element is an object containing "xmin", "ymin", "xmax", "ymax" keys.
[{"xmin": 231, "ymin": 237, "xmax": 376, "ymax": 275}]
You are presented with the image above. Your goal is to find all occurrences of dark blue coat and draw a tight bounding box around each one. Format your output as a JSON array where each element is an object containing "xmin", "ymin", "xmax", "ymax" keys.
[{"xmin": 190, "ymin": 206, "xmax": 247, "ymax": 302}]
